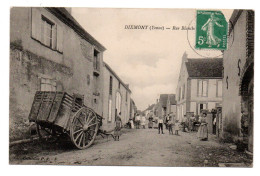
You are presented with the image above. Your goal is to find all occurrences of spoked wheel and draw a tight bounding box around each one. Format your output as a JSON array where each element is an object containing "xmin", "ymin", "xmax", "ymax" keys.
[
  {"xmin": 70, "ymin": 107, "xmax": 99, "ymax": 149},
  {"xmin": 36, "ymin": 123, "xmax": 58, "ymax": 142}
]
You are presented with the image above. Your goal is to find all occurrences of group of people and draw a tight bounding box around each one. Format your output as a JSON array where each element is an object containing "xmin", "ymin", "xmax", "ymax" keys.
[
  {"xmin": 157, "ymin": 115, "xmax": 180, "ymax": 135},
  {"xmin": 157, "ymin": 112, "xmax": 209, "ymax": 141},
  {"xmin": 180, "ymin": 114, "xmax": 198, "ymax": 132},
  {"xmin": 134, "ymin": 113, "xmax": 146, "ymax": 129},
  {"xmin": 113, "ymin": 111, "xmax": 209, "ymax": 142}
]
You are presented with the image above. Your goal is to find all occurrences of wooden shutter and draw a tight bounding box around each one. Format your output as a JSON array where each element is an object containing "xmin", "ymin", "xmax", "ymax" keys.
[
  {"xmin": 198, "ymin": 80, "xmax": 202, "ymax": 97},
  {"xmin": 203, "ymin": 80, "xmax": 207, "ymax": 96},
  {"xmin": 31, "ymin": 8, "xmax": 42, "ymax": 41},
  {"xmin": 57, "ymin": 24, "xmax": 63, "ymax": 52},
  {"xmin": 52, "ymin": 25, "xmax": 57, "ymax": 50},
  {"xmin": 108, "ymin": 99, "xmax": 112, "ymax": 121}
]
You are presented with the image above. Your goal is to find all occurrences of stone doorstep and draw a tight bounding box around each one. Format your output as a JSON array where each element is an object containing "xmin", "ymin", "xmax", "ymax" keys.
[{"xmin": 218, "ymin": 163, "xmax": 248, "ymax": 167}]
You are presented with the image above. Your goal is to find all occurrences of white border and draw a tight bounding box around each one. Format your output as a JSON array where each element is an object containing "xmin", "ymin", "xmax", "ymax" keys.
[{"xmin": 1, "ymin": 1, "xmax": 259, "ymax": 176}]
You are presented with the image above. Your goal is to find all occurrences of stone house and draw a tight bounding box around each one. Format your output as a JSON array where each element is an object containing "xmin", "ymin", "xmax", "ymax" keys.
[
  {"xmin": 156, "ymin": 94, "xmax": 168, "ymax": 118},
  {"xmin": 166, "ymin": 94, "xmax": 177, "ymax": 118},
  {"xmin": 143, "ymin": 104, "xmax": 155, "ymax": 118},
  {"xmin": 10, "ymin": 7, "xmax": 106, "ymax": 141},
  {"xmin": 102, "ymin": 62, "xmax": 131, "ymax": 131},
  {"xmin": 153, "ymin": 94, "xmax": 176, "ymax": 119},
  {"xmin": 222, "ymin": 10, "xmax": 254, "ymax": 152},
  {"xmin": 176, "ymin": 53, "xmax": 223, "ymax": 120}
]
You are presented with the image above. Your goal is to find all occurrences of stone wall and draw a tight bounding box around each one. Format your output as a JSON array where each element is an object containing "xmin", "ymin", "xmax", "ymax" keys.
[
  {"xmin": 10, "ymin": 7, "xmax": 104, "ymax": 141},
  {"xmin": 222, "ymin": 11, "xmax": 248, "ymax": 141}
]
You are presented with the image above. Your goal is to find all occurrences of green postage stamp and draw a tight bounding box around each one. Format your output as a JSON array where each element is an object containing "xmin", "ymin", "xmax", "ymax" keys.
[{"xmin": 196, "ymin": 10, "xmax": 228, "ymax": 50}]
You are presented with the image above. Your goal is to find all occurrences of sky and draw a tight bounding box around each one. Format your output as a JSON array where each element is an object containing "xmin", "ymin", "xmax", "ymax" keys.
[{"xmin": 71, "ymin": 8, "xmax": 233, "ymax": 111}]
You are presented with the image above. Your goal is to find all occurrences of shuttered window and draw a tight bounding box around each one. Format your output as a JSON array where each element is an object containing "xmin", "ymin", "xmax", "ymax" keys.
[
  {"xmin": 198, "ymin": 79, "xmax": 208, "ymax": 97},
  {"xmin": 109, "ymin": 76, "xmax": 113, "ymax": 95},
  {"xmin": 216, "ymin": 80, "xmax": 222, "ymax": 97},
  {"xmin": 56, "ymin": 24, "xmax": 63, "ymax": 52},
  {"xmin": 31, "ymin": 8, "xmax": 63, "ymax": 52},
  {"xmin": 108, "ymin": 99, "xmax": 112, "ymax": 122},
  {"xmin": 41, "ymin": 17, "xmax": 53, "ymax": 48}
]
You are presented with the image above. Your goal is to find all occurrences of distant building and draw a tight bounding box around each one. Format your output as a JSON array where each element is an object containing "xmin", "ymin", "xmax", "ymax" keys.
[
  {"xmin": 222, "ymin": 10, "xmax": 254, "ymax": 152},
  {"xmin": 166, "ymin": 94, "xmax": 177, "ymax": 117},
  {"xmin": 153, "ymin": 94, "xmax": 176, "ymax": 118},
  {"xmin": 10, "ymin": 7, "xmax": 105, "ymax": 140},
  {"xmin": 102, "ymin": 62, "xmax": 131, "ymax": 131},
  {"xmin": 176, "ymin": 53, "xmax": 223, "ymax": 120},
  {"xmin": 143, "ymin": 104, "xmax": 155, "ymax": 118}
]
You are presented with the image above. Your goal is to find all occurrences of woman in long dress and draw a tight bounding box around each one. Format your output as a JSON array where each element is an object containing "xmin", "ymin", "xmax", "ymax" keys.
[
  {"xmin": 197, "ymin": 113, "xmax": 208, "ymax": 141},
  {"xmin": 114, "ymin": 113, "xmax": 122, "ymax": 141},
  {"xmin": 201, "ymin": 13, "xmax": 224, "ymax": 47}
]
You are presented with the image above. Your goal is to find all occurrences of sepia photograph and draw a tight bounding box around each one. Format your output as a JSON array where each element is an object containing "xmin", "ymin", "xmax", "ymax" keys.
[{"xmin": 8, "ymin": 6, "xmax": 254, "ymax": 167}]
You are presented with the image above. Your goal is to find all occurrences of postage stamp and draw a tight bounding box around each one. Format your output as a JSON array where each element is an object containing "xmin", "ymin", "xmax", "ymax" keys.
[{"xmin": 196, "ymin": 10, "xmax": 228, "ymax": 50}]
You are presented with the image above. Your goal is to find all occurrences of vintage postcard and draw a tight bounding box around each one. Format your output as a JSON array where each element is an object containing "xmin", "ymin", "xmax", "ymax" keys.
[{"xmin": 9, "ymin": 7, "xmax": 254, "ymax": 167}]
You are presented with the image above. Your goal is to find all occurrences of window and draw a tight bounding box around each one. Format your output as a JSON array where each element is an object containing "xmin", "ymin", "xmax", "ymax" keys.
[
  {"xmin": 31, "ymin": 8, "xmax": 63, "ymax": 52},
  {"xmin": 109, "ymin": 76, "xmax": 113, "ymax": 95},
  {"xmin": 116, "ymin": 92, "xmax": 122, "ymax": 116},
  {"xmin": 126, "ymin": 92, "xmax": 128, "ymax": 102},
  {"xmin": 40, "ymin": 78, "xmax": 56, "ymax": 91},
  {"xmin": 93, "ymin": 50, "xmax": 100, "ymax": 71},
  {"xmin": 108, "ymin": 99, "xmax": 112, "ymax": 122},
  {"xmin": 118, "ymin": 82, "xmax": 121, "ymax": 89},
  {"xmin": 198, "ymin": 80, "xmax": 208, "ymax": 97},
  {"xmin": 41, "ymin": 16, "xmax": 54, "ymax": 48},
  {"xmin": 216, "ymin": 80, "xmax": 222, "ymax": 97}
]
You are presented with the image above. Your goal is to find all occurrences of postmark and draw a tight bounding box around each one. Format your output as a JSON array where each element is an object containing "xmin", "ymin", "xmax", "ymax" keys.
[{"xmin": 196, "ymin": 10, "xmax": 228, "ymax": 50}]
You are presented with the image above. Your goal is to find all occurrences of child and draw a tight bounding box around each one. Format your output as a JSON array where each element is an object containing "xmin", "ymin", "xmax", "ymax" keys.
[
  {"xmin": 168, "ymin": 117, "xmax": 173, "ymax": 135},
  {"xmin": 174, "ymin": 120, "xmax": 180, "ymax": 135},
  {"xmin": 114, "ymin": 113, "xmax": 122, "ymax": 141}
]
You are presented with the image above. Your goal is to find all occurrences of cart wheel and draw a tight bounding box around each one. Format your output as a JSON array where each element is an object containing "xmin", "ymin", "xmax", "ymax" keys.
[{"xmin": 70, "ymin": 107, "xmax": 99, "ymax": 149}]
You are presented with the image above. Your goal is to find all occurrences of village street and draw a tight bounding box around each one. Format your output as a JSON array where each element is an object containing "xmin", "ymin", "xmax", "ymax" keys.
[{"xmin": 10, "ymin": 127, "xmax": 252, "ymax": 167}]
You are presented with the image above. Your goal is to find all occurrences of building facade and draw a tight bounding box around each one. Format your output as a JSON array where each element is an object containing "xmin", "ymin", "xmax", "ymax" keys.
[
  {"xmin": 102, "ymin": 62, "xmax": 131, "ymax": 131},
  {"xmin": 152, "ymin": 94, "xmax": 176, "ymax": 119},
  {"xmin": 222, "ymin": 10, "xmax": 254, "ymax": 152},
  {"xmin": 166, "ymin": 94, "xmax": 177, "ymax": 117},
  {"xmin": 176, "ymin": 53, "xmax": 223, "ymax": 120},
  {"xmin": 10, "ymin": 7, "xmax": 106, "ymax": 141}
]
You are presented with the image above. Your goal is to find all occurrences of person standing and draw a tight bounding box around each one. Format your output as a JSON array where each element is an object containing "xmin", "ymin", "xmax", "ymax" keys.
[
  {"xmin": 197, "ymin": 113, "xmax": 208, "ymax": 141},
  {"xmin": 174, "ymin": 119, "xmax": 180, "ymax": 135},
  {"xmin": 158, "ymin": 116, "xmax": 164, "ymax": 134},
  {"xmin": 148, "ymin": 115, "xmax": 153, "ymax": 129},
  {"xmin": 114, "ymin": 113, "xmax": 122, "ymax": 141},
  {"xmin": 168, "ymin": 116, "xmax": 173, "ymax": 135},
  {"xmin": 165, "ymin": 114, "xmax": 169, "ymax": 130},
  {"xmin": 181, "ymin": 115, "xmax": 187, "ymax": 132},
  {"xmin": 130, "ymin": 118, "xmax": 135, "ymax": 129},
  {"xmin": 141, "ymin": 115, "xmax": 146, "ymax": 129},
  {"xmin": 190, "ymin": 114, "xmax": 196, "ymax": 132},
  {"xmin": 135, "ymin": 113, "xmax": 141, "ymax": 129}
]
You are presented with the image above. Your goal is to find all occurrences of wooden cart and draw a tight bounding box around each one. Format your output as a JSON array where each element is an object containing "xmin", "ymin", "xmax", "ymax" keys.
[{"xmin": 28, "ymin": 91, "xmax": 104, "ymax": 149}]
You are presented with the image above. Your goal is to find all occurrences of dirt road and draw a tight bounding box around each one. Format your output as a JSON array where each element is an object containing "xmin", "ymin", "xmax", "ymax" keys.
[{"xmin": 10, "ymin": 128, "xmax": 252, "ymax": 166}]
